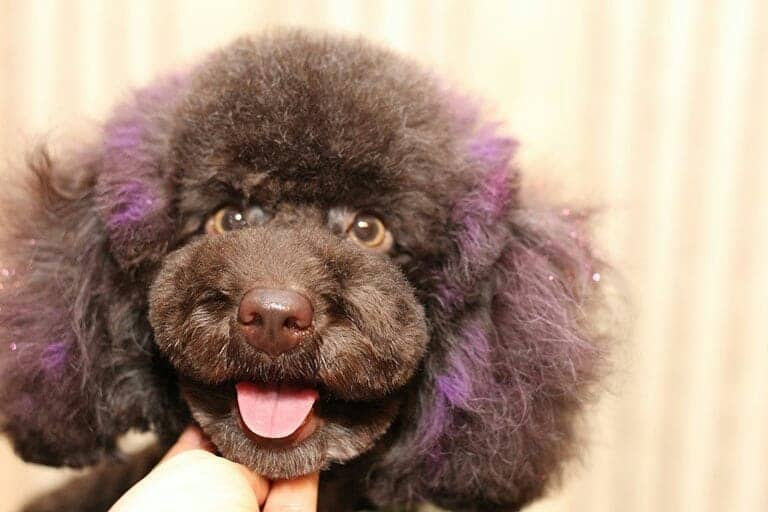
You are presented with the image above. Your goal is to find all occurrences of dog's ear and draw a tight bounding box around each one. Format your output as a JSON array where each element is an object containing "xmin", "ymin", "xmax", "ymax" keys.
[
  {"xmin": 370, "ymin": 129, "xmax": 610, "ymax": 510},
  {"xmin": 95, "ymin": 73, "xmax": 186, "ymax": 268},
  {"xmin": 0, "ymin": 76, "xmax": 189, "ymax": 467}
]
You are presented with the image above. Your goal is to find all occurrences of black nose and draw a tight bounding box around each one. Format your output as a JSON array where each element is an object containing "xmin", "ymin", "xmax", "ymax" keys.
[{"xmin": 237, "ymin": 288, "xmax": 314, "ymax": 357}]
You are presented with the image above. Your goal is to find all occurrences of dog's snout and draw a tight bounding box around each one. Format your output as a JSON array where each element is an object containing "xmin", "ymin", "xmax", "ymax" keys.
[{"xmin": 238, "ymin": 288, "xmax": 314, "ymax": 357}]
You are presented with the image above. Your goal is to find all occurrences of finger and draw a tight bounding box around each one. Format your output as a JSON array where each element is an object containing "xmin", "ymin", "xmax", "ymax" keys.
[
  {"xmin": 161, "ymin": 425, "xmax": 214, "ymax": 461},
  {"xmin": 263, "ymin": 472, "xmax": 319, "ymax": 512},
  {"xmin": 111, "ymin": 450, "xmax": 271, "ymax": 512},
  {"xmin": 161, "ymin": 427, "xmax": 270, "ymax": 506},
  {"xmin": 157, "ymin": 450, "xmax": 270, "ymax": 508}
]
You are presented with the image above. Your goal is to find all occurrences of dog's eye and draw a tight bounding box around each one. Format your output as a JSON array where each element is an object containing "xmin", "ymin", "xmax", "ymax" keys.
[
  {"xmin": 206, "ymin": 207, "xmax": 247, "ymax": 234},
  {"xmin": 349, "ymin": 214, "xmax": 388, "ymax": 249},
  {"xmin": 245, "ymin": 205, "xmax": 270, "ymax": 226}
]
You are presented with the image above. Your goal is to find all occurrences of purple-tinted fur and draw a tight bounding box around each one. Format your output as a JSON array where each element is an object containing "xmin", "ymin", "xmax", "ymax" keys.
[
  {"xmin": 431, "ymin": 317, "xmax": 492, "ymax": 453},
  {"xmin": 373, "ymin": 202, "xmax": 607, "ymax": 507},
  {"xmin": 40, "ymin": 339, "xmax": 71, "ymax": 373},
  {"xmin": 434, "ymin": 318, "xmax": 491, "ymax": 409},
  {"xmin": 436, "ymin": 152, "xmax": 516, "ymax": 310},
  {"xmin": 103, "ymin": 181, "xmax": 157, "ymax": 228},
  {"xmin": 468, "ymin": 123, "xmax": 519, "ymax": 170},
  {"xmin": 419, "ymin": 128, "xmax": 520, "ymax": 453},
  {"xmin": 446, "ymin": 91, "xmax": 519, "ymax": 173},
  {"xmin": 0, "ymin": 265, "xmax": 72, "ymax": 379},
  {"xmin": 0, "ymin": 147, "xmax": 184, "ymax": 468},
  {"xmin": 421, "ymin": 319, "xmax": 494, "ymax": 456},
  {"xmin": 96, "ymin": 73, "xmax": 186, "ymax": 267},
  {"xmin": 0, "ymin": 269, "xmax": 81, "ymax": 444},
  {"xmin": 369, "ymin": 105, "xmax": 607, "ymax": 508},
  {"xmin": 433, "ymin": 93, "xmax": 521, "ymax": 312}
]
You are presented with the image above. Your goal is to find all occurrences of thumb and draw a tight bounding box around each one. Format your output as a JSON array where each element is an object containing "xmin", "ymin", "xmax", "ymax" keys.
[{"xmin": 111, "ymin": 426, "xmax": 270, "ymax": 512}]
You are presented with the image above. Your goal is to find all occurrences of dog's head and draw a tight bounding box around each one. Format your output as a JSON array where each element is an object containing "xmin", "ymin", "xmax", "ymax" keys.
[{"xmin": 0, "ymin": 31, "xmax": 609, "ymax": 510}]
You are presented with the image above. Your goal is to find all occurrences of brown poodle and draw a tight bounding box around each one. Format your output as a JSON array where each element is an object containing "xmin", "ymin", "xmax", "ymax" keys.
[{"xmin": 0, "ymin": 29, "xmax": 611, "ymax": 511}]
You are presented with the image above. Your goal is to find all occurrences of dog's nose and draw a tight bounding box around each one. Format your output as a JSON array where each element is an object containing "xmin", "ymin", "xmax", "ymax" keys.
[{"xmin": 237, "ymin": 288, "xmax": 314, "ymax": 357}]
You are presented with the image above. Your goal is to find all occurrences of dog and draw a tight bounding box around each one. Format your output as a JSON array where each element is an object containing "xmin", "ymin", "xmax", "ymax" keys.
[{"xmin": 0, "ymin": 29, "xmax": 610, "ymax": 511}]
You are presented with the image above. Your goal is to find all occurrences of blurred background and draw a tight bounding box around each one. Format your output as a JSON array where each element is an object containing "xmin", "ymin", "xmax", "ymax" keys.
[{"xmin": 1, "ymin": 1, "xmax": 766, "ymax": 511}]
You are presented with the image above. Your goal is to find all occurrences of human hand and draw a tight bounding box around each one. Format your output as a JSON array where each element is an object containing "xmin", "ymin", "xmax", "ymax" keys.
[{"xmin": 110, "ymin": 426, "xmax": 318, "ymax": 512}]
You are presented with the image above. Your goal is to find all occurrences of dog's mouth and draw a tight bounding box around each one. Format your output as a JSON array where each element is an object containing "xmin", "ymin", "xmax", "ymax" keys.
[
  {"xmin": 234, "ymin": 381, "xmax": 321, "ymax": 446},
  {"xmin": 179, "ymin": 371, "xmax": 409, "ymax": 477}
]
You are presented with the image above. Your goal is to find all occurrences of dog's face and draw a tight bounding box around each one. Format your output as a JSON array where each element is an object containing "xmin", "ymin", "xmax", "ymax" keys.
[
  {"xmin": 150, "ymin": 205, "xmax": 427, "ymax": 478},
  {"xmin": 145, "ymin": 35, "xmax": 466, "ymax": 477},
  {"xmin": 0, "ymin": 31, "xmax": 609, "ymax": 510}
]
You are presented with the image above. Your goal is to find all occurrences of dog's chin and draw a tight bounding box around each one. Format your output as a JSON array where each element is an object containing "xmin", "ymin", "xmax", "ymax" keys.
[{"xmin": 180, "ymin": 379, "xmax": 401, "ymax": 479}]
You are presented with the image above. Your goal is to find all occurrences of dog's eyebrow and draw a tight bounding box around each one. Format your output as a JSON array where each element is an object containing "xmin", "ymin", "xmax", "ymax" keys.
[{"xmin": 234, "ymin": 171, "xmax": 270, "ymax": 198}]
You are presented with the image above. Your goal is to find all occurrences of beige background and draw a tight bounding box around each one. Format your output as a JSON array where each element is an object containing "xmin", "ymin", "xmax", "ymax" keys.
[{"xmin": 1, "ymin": 1, "xmax": 767, "ymax": 511}]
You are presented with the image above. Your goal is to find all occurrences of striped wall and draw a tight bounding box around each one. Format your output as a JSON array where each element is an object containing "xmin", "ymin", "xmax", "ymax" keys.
[{"xmin": 1, "ymin": 1, "xmax": 766, "ymax": 511}]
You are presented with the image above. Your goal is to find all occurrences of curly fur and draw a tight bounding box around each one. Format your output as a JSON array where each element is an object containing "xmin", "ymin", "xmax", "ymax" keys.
[{"xmin": 0, "ymin": 29, "xmax": 611, "ymax": 512}]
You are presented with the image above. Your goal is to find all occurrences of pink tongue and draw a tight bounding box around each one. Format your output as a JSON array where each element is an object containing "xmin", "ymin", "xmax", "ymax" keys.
[{"xmin": 235, "ymin": 382, "xmax": 318, "ymax": 439}]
